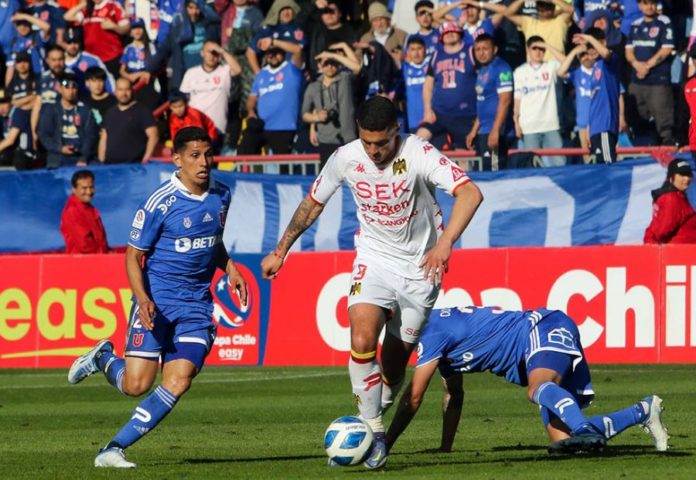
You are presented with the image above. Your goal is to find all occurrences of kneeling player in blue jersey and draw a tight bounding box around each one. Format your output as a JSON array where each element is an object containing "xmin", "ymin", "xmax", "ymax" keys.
[
  {"xmin": 386, "ymin": 306, "xmax": 669, "ymax": 455},
  {"xmin": 67, "ymin": 126, "xmax": 248, "ymax": 468}
]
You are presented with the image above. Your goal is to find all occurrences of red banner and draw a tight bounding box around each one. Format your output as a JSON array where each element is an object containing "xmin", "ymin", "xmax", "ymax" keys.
[{"xmin": 2, "ymin": 245, "xmax": 696, "ymax": 368}]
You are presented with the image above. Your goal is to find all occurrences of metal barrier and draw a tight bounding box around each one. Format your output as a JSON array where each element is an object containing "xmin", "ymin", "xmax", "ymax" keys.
[{"xmin": 150, "ymin": 145, "xmax": 690, "ymax": 174}]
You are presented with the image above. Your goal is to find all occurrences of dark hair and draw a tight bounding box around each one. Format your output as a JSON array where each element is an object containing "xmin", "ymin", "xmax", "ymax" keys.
[
  {"xmin": 526, "ymin": 35, "xmax": 545, "ymax": 48},
  {"xmin": 45, "ymin": 44, "xmax": 65, "ymax": 57},
  {"xmin": 475, "ymin": 33, "xmax": 496, "ymax": 46},
  {"xmin": 84, "ymin": 66, "xmax": 107, "ymax": 80},
  {"xmin": 356, "ymin": 96, "xmax": 398, "ymax": 131},
  {"xmin": 584, "ymin": 27, "xmax": 606, "ymax": 42},
  {"xmin": 71, "ymin": 169, "xmax": 94, "ymax": 187},
  {"xmin": 406, "ymin": 36, "xmax": 426, "ymax": 48},
  {"xmin": 173, "ymin": 126, "xmax": 212, "ymax": 153},
  {"xmin": 414, "ymin": 0, "xmax": 434, "ymax": 11}
]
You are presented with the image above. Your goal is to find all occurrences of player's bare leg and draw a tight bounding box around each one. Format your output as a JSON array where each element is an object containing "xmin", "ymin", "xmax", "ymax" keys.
[
  {"xmin": 380, "ymin": 333, "xmax": 415, "ymax": 414},
  {"xmin": 348, "ymin": 303, "xmax": 388, "ymax": 469},
  {"xmin": 121, "ymin": 357, "xmax": 159, "ymax": 396}
]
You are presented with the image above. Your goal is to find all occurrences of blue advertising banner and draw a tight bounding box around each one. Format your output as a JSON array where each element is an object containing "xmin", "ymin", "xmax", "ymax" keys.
[{"xmin": 0, "ymin": 157, "xmax": 690, "ymax": 253}]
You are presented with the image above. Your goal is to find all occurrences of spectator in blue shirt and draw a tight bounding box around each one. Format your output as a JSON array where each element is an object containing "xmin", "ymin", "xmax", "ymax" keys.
[
  {"xmin": 404, "ymin": 0, "xmax": 439, "ymax": 62},
  {"xmin": 399, "ymin": 36, "xmax": 428, "ymax": 133},
  {"xmin": 0, "ymin": 0, "xmax": 20, "ymax": 64},
  {"xmin": 120, "ymin": 18, "xmax": 159, "ymax": 109},
  {"xmin": 246, "ymin": 0, "xmax": 304, "ymax": 74},
  {"xmin": 5, "ymin": 10, "xmax": 51, "ymax": 86},
  {"xmin": 238, "ymin": 46, "xmax": 303, "ymax": 156},
  {"xmin": 0, "ymin": 88, "xmax": 35, "ymax": 169},
  {"xmin": 625, "ymin": 0, "xmax": 675, "ymax": 145},
  {"xmin": 28, "ymin": 0, "xmax": 67, "ymax": 48},
  {"xmin": 465, "ymin": 34, "xmax": 514, "ymax": 171}
]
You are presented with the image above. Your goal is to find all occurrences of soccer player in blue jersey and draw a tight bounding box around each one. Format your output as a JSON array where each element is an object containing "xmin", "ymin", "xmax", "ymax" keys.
[
  {"xmin": 386, "ymin": 306, "xmax": 670, "ymax": 455},
  {"xmin": 67, "ymin": 126, "xmax": 248, "ymax": 468},
  {"xmin": 559, "ymin": 29, "xmax": 620, "ymax": 163},
  {"xmin": 465, "ymin": 34, "xmax": 513, "ymax": 171},
  {"xmin": 417, "ymin": 21, "xmax": 478, "ymax": 149}
]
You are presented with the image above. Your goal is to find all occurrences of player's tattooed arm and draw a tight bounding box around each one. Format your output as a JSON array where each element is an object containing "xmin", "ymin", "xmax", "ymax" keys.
[
  {"xmin": 260, "ymin": 195, "xmax": 324, "ymax": 279},
  {"xmin": 125, "ymin": 245, "xmax": 156, "ymax": 330}
]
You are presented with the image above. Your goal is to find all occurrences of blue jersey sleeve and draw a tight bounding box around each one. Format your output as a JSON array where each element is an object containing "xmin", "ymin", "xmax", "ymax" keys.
[
  {"xmin": 128, "ymin": 205, "xmax": 165, "ymax": 251},
  {"xmin": 416, "ymin": 331, "xmax": 450, "ymax": 368},
  {"xmin": 250, "ymin": 73, "xmax": 261, "ymax": 96},
  {"xmin": 660, "ymin": 20, "xmax": 674, "ymax": 48}
]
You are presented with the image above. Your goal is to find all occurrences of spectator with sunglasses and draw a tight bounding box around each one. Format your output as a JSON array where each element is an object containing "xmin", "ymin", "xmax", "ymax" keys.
[
  {"xmin": 404, "ymin": 0, "xmax": 439, "ymax": 62},
  {"xmin": 37, "ymin": 71, "xmax": 98, "ymax": 167}
]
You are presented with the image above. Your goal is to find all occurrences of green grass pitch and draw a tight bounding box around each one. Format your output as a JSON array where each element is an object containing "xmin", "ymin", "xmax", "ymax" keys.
[{"xmin": 0, "ymin": 365, "xmax": 693, "ymax": 479}]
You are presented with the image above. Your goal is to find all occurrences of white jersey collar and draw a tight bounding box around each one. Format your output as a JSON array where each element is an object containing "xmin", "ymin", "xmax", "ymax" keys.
[{"xmin": 171, "ymin": 171, "xmax": 215, "ymax": 201}]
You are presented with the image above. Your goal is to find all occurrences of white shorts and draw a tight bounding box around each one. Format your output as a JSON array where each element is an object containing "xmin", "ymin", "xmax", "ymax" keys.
[{"xmin": 347, "ymin": 256, "xmax": 439, "ymax": 344}]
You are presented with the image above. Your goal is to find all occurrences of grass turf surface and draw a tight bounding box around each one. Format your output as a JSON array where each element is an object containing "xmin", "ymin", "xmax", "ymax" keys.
[{"xmin": 0, "ymin": 365, "xmax": 692, "ymax": 479}]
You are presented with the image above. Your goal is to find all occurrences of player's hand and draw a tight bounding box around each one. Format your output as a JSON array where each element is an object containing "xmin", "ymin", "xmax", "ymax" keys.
[
  {"xmin": 487, "ymin": 130, "xmax": 499, "ymax": 151},
  {"xmin": 261, "ymin": 251, "xmax": 284, "ymax": 279},
  {"xmin": 420, "ymin": 241, "xmax": 451, "ymax": 284},
  {"xmin": 138, "ymin": 299, "xmax": 156, "ymax": 330},
  {"xmin": 226, "ymin": 263, "xmax": 248, "ymax": 307}
]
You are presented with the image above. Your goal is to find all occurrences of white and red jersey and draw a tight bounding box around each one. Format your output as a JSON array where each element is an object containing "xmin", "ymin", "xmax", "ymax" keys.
[
  {"xmin": 685, "ymin": 76, "xmax": 696, "ymax": 150},
  {"xmin": 310, "ymin": 134, "xmax": 470, "ymax": 279}
]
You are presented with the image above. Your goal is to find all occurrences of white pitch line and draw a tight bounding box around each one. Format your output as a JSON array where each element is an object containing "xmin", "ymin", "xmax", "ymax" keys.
[{"xmin": 0, "ymin": 371, "xmax": 345, "ymax": 390}]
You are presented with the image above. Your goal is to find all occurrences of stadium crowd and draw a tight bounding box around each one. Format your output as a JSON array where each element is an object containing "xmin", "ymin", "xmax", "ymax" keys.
[{"xmin": 0, "ymin": 0, "xmax": 695, "ymax": 170}]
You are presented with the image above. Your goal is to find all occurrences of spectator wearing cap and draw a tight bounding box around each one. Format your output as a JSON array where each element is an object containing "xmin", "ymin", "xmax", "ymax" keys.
[
  {"xmin": 60, "ymin": 169, "xmax": 109, "ymax": 254},
  {"xmin": 238, "ymin": 44, "xmax": 303, "ymax": 156},
  {"xmin": 465, "ymin": 33, "xmax": 514, "ymax": 170},
  {"xmin": 64, "ymin": 26, "xmax": 116, "ymax": 96},
  {"xmin": 28, "ymin": 0, "xmax": 67, "ymax": 49},
  {"xmin": 0, "ymin": 88, "xmax": 35, "ymax": 170},
  {"xmin": 644, "ymin": 159, "xmax": 696, "ymax": 244},
  {"xmin": 7, "ymin": 50, "xmax": 38, "ymax": 111},
  {"xmin": 417, "ymin": 21, "xmax": 477, "ymax": 150},
  {"xmin": 434, "ymin": 0, "xmax": 504, "ymax": 47},
  {"xmin": 501, "ymin": 0, "xmax": 574, "ymax": 60},
  {"xmin": 357, "ymin": 2, "xmax": 407, "ymax": 69},
  {"xmin": 147, "ymin": 0, "xmax": 221, "ymax": 92},
  {"xmin": 625, "ymin": 0, "xmax": 675, "ymax": 145},
  {"xmin": 82, "ymin": 66, "xmax": 116, "ymax": 125},
  {"xmin": 399, "ymin": 36, "xmax": 428, "ymax": 133},
  {"xmin": 246, "ymin": 0, "xmax": 305, "ymax": 74},
  {"xmin": 179, "ymin": 40, "xmax": 242, "ymax": 150},
  {"xmin": 120, "ymin": 18, "xmax": 159, "ymax": 109},
  {"xmin": 513, "ymin": 36, "xmax": 565, "ymax": 167},
  {"xmin": 37, "ymin": 71, "xmax": 98, "ymax": 167},
  {"xmin": 64, "ymin": 0, "xmax": 130, "ymax": 79},
  {"xmin": 404, "ymin": 0, "xmax": 439, "ymax": 62},
  {"xmin": 302, "ymin": 47, "xmax": 357, "ymax": 167},
  {"xmin": 168, "ymin": 90, "xmax": 218, "ymax": 144},
  {"xmin": 5, "ymin": 9, "xmax": 51, "ymax": 85},
  {"xmin": 99, "ymin": 77, "xmax": 158, "ymax": 163},
  {"xmin": 307, "ymin": 1, "xmax": 358, "ymax": 75}
]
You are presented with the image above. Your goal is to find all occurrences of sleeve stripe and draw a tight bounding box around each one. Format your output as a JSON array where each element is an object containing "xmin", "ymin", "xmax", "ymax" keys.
[
  {"xmin": 416, "ymin": 356, "xmax": 442, "ymax": 368},
  {"xmin": 308, "ymin": 192, "xmax": 325, "ymax": 206},
  {"xmin": 451, "ymin": 178, "xmax": 471, "ymax": 196}
]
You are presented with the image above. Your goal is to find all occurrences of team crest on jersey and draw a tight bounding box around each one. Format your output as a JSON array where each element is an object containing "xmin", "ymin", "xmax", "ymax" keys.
[
  {"xmin": 203, "ymin": 212, "xmax": 214, "ymax": 222},
  {"xmin": 542, "ymin": 72, "xmax": 549, "ymax": 81},
  {"xmin": 183, "ymin": 216, "xmax": 192, "ymax": 228},
  {"xmin": 349, "ymin": 282, "xmax": 362, "ymax": 296},
  {"xmin": 294, "ymin": 29, "xmax": 303, "ymax": 41},
  {"xmin": 275, "ymin": 72, "xmax": 284, "ymax": 82},
  {"xmin": 392, "ymin": 158, "xmax": 407, "ymax": 175},
  {"xmin": 132, "ymin": 209, "xmax": 145, "ymax": 229},
  {"xmin": 79, "ymin": 61, "xmax": 87, "ymax": 71},
  {"xmin": 451, "ymin": 165, "xmax": 466, "ymax": 181},
  {"xmin": 594, "ymin": 68, "xmax": 602, "ymax": 80},
  {"xmin": 648, "ymin": 27, "xmax": 659, "ymax": 38},
  {"xmin": 213, "ymin": 75, "xmax": 221, "ymax": 85},
  {"xmin": 129, "ymin": 229, "xmax": 140, "ymax": 241}
]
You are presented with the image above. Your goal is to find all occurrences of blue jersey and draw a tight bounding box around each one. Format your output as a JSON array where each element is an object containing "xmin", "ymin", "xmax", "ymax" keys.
[
  {"xmin": 589, "ymin": 52, "xmax": 620, "ymax": 136},
  {"xmin": 627, "ymin": 16, "xmax": 674, "ymax": 85},
  {"xmin": 29, "ymin": 1, "xmax": 66, "ymax": 45},
  {"xmin": 568, "ymin": 66, "xmax": 593, "ymax": 129},
  {"xmin": 416, "ymin": 306, "xmax": 559, "ymax": 386},
  {"xmin": 463, "ymin": 18, "xmax": 496, "ymax": 47},
  {"xmin": 428, "ymin": 44, "xmax": 477, "ymax": 117},
  {"xmin": 402, "ymin": 60, "xmax": 427, "ymax": 132},
  {"xmin": 121, "ymin": 42, "xmax": 157, "ymax": 73},
  {"xmin": 250, "ymin": 22, "xmax": 305, "ymax": 54},
  {"xmin": 156, "ymin": 0, "xmax": 184, "ymax": 46},
  {"xmin": 128, "ymin": 173, "xmax": 231, "ymax": 310},
  {"xmin": 8, "ymin": 32, "xmax": 45, "ymax": 76},
  {"xmin": 2, "ymin": 106, "xmax": 33, "ymax": 154},
  {"xmin": 475, "ymin": 56, "xmax": 513, "ymax": 135},
  {"xmin": 251, "ymin": 61, "xmax": 303, "ymax": 131},
  {"xmin": 38, "ymin": 69, "xmax": 61, "ymax": 104},
  {"xmin": 405, "ymin": 30, "xmax": 439, "ymax": 62},
  {"xmin": 67, "ymin": 51, "xmax": 116, "ymax": 94}
]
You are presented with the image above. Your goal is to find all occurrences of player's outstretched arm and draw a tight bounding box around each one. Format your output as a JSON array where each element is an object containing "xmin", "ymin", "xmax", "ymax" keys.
[
  {"xmin": 440, "ymin": 373, "xmax": 464, "ymax": 452},
  {"xmin": 261, "ymin": 195, "xmax": 325, "ymax": 279},
  {"xmin": 125, "ymin": 245, "xmax": 156, "ymax": 330},
  {"xmin": 421, "ymin": 181, "xmax": 483, "ymax": 283},
  {"xmin": 386, "ymin": 360, "xmax": 439, "ymax": 451}
]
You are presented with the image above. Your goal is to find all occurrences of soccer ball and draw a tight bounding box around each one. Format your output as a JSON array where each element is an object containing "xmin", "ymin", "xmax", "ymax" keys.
[{"xmin": 323, "ymin": 416, "xmax": 374, "ymax": 466}]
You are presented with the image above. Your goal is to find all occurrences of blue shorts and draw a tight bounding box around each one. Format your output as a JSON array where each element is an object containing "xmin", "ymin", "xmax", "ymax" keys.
[
  {"xmin": 125, "ymin": 302, "xmax": 217, "ymax": 370},
  {"xmin": 525, "ymin": 311, "xmax": 594, "ymax": 407}
]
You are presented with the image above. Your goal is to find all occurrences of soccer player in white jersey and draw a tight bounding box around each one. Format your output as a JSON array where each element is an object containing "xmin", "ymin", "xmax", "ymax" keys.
[
  {"xmin": 261, "ymin": 96, "xmax": 483, "ymax": 469},
  {"xmin": 67, "ymin": 127, "xmax": 248, "ymax": 468}
]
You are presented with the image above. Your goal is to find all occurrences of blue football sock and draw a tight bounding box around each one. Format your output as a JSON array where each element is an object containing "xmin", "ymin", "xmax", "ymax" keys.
[
  {"xmin": 586, "ymin": 402, "xmax": 648, "ymax": 440},
  {"xmin": 98, "ymin": 352, "xmax": 126, "ymax": 394},
  {"xmin": 111, "ymin": 386, "xmax": 178, "ymax": 449},
  {"xmin": 531, "ymin": 382, "xmax": 587, "ymax": 432}
]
